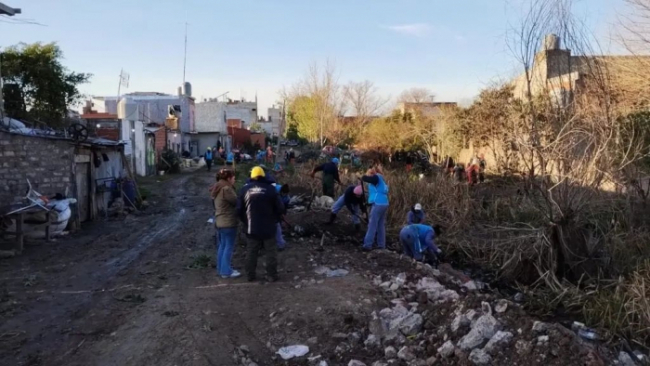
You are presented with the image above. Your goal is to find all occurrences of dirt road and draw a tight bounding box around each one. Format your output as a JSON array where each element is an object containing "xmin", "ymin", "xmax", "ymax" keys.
[{"xmin": 0, "ymin": 168, "xmax": 401, "ymax": 366}]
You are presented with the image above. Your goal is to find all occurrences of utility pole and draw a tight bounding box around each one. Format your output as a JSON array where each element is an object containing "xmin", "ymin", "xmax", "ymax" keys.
[
  {"xmin": 182, "ymin": 22, "xmax": 188, "ymax": 85},
  {"xmin": 0, "ymin": 2, "xmax": 22, "ymax": 119}
]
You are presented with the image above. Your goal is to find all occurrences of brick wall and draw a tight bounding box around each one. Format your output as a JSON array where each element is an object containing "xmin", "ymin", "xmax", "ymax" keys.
[
  {"xmin": 154, "ymin": 128, "xmax": 166, "ymax": 154},
  {"xmin": 0, "ymin": 131, "xmax": 75, "ymax": 204},
  {"xmin": 96, "ymin": 128, "xmax": 120, "ymax": 141}
]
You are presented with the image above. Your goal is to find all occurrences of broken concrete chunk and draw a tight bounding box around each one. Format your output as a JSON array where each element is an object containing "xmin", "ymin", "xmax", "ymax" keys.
[
  {"xmin": 397, "ymin": 346, "xmax": 416, "ymax": 361},
  {"xmin": 426, "ymin": 356, "xmax": 437, "ymax": 365},
  {"xmin": 457, "ymin": 314, "xmax": 500, "ymax": 351},
  {"xmin": 532, "ymin": 321, "xmax": 548, "ymax": 334},
  {"xmin": 451, "ymin": 314, "xmax": 470, "ymax": 333},
  {"xmin": 468, "ymin": 348, "xmax": 492, "ymax": 365},
  {"xmin": 494, "ymin": 299, "xmax": 509, "ymax": 313},
  {"xmin": 397, "ymin": 313, "xmax": 423, "ymax": 336},
  {"xmin": 537, "ymin": 335, "xmax": 549, "ymax": 346},
  {"xmin": 618, "ymin": 351, "xmax": 636, "ymax": 366},
  {"xmin": 364, "ymin": 334, "xmax": 380, "ymax": 349},
  {"xmin": 484, "ymin": 331, "xmax": 514, "ymax": 355},
  {"xmin": 515, "ymin": 340, "xmax": 532, "ymax": 355},
  {"xmin": 348, "ymin": 360, "xmax": 367, "ymax": 366},
  {"xmin": 276, "ymin": 345, "xmax": 309, "ymax": 360},
  {"xmin": 437, "ymin": 340, "xmax": 455, "ymax": 358},
  {"xmin": 385, "ymin": 346, "xmax": 397, "ymax": 359}
]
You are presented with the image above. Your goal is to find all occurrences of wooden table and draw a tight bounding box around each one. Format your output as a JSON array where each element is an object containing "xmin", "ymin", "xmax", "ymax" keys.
[{"xmin": 1, "ymin": 205, "xmax": 51, "ymax": 254}]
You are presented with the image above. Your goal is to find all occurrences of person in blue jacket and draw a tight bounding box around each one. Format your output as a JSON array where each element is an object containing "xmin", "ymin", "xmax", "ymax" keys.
[
  {"xmin": 399, "ymin": 224, "xmax": 443, "ymax": 264},
  {"xmin": 407, "ymin": 203, "xmax": 425, "ymax": 224},
  {"xmin": 361, "ymin": 165, "xmax": 389, "ymax": 251},
  {"xmin": 274, "ymin": 183, "xmax": 290, "ymax": 250},
  {"xmin": 226, "ymin": 150, "xmax": 234, "ymax": 166},
  {"xmin": 204, "ymin": 148, "xmax": 214, "ymax": 171}
]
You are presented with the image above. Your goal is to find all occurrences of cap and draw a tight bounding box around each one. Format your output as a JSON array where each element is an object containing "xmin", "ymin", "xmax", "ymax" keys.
[
  {"xmin": 250, "ymin": 166, "xmax": 266, "ymax": 179},
  {"xmin": 332, "ymin": 157, "xmax": 340, "ymax": 164},
  {"xmin": 414, "ymin": 203, "xmax": 422, "ymax": 211},
  {"xmin": 353, "ymin": 185, "xmax": 363, "ymax": 196}
]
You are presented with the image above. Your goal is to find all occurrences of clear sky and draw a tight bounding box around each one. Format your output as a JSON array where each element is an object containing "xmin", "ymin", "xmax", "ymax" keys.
[{"xmin": 1, "ymin": 0, "xmax": 625, "ymax": 116}]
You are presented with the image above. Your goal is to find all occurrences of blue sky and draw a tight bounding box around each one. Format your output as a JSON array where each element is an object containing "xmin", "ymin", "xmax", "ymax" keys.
[{"xmin": 2, "ymin": 0, "xmax": 624, "ymax": 115}]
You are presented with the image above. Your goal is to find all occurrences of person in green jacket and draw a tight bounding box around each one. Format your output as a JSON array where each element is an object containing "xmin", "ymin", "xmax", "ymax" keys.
[{"xmin": 212, "ymin": 169, "xmax": 241, "ymax": 279}]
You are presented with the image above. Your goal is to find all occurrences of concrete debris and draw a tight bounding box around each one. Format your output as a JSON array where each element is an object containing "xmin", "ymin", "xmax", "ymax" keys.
[
  {"xmin": 276, "ymin": 345, "xmax": 309, "ymax": 360},
  {"xmin": 451, "ymin": 314, "xmax": 470, "ymax": 333},
  {"xmin": 618, "ymin": 351, "xmax": 636, "ymax": 366},
  {"xmin": 364, "ymin": 334, "xmax": 380, "ymax": 349},
  {"xmin": 483, "ymin": 331, "xmax": 513, "ymax": 355},
  {"xmin": 532, "ymin": 321, "xmax": 548, "ymax": 334},
  {"xmin": 397, "ymin": 346, "xmax": 416, "ymax": 361},
  {"xmin": 415, "ymin": 277, "xmax": 459, "ymax": 303},
  {"xmin": 515, "ymin": 340, "xmax": 532, "ymax": 355},
  {"xmin": 468, "ymin": 348, "xmax": 492, "ymax": 365},
  {"xmin": 312, "ymin": 196, "xmax": 335, "ymax": 209},
  {"xmin": 384, "ymin": 346, "xmax": 397, "ymax": 359},
  {"xmin": 314, "ymin": 266, "xmax": 349, "ymax": 277},
  {"xmin": 426, "ymin": 356, "xmax": 437, "ymax": 365},
  {"xmin": 333, "ymin": 332, "xmax": 348, "ymax": 340},
  {"xmin": 371, "ymin": 363, "xmax": 388, "ymax": 366},
  {"xmin": 437, "ymin": 340, "xmax": 455, "ymax": 358},
  {"xmin": 318, "ymin": 361, "xmax": 328, "ymax": 366},
  {"xmin": 537, "ymin": 335, "xmax": 549, "ymax": 346},
  {"xmin": 394, "ymin": 273, "xmax": 407, "ymax": 287},
  {"xmin": 457, "ymin": 313, "xmax": 500, "ymax": 351},
  {"xmin": 369, "ymin": 304, "xmax": 423, "ymax": 341},
  {"xmin": 494, "ymin": 299, "xmax": 508, "ymax": 313},
  {"xmin": 348, "ymin": 361, "xmax": 366, "ymax": 366}
]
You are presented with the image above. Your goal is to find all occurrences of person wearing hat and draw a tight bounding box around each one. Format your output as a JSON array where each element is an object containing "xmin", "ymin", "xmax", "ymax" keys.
[
  {"xmin": 408, "ymin": 203, "xmax": 425, "ymax": 225},
  {"xmin": 399, "ymin": 224, "xmax": 443, "ymax": 265},
  {"xmin": 204, "ymin": 147, "xmax": 214, "ymax": 171},
  {"xmin": 237, "ymin": 166, "xmax": 286, "ymax": 282},
  {"xmin": 327, "ymin": 185, "xmax": 368, "ymax": 232},
  {"xmin": 311, "ymin": 157, "xmax": 342, "ymax": 198}
]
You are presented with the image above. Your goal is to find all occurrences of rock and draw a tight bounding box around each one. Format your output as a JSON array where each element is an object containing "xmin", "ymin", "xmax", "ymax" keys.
[
  {"xmin": 468, "ymin": 349, "xmax": 492, "ymax": 365},
  {"xmin": 398, "ymin": 313, "xmax": 423, "ymax": 336},
  {"xmin": 515, "ymin": 340, "xmax": 532, "ymax": 355},
  {"xmin": 385, "ymin": 346, "xmax": 397, "ymax": 358},
  {"xmin": 457, "ymin": 314, "xmax": 500, "ymax": 351},
  {"xmin": 451, "ymin": 314, "xmax": 470, "ymax": 333},
  {"xmin": 513, "ymin": 292, "xmax": 525, "ymax": 303},
  {"xmin": 333, "ymin": 332, "xmax": 348, "ymax": 340},
  {"xmin": 484, "ymin": 331, "xmax": 514, "ymax": 355},
  {"xmin": 364, "ymin": 334, "xmax": 380, "ymax": 349},
  {"xmin": 463, "ymin": 280, "xmax": 482, "ymax": 291},
  {"xmin": 426, "ymin": 356, "xmax": 437, "ymax": 365},
  {"xmin": 465, "ymin": 309, "xmax": 478, "ymax": 321},
  {"xmin": 437, "ymin": 340, "xmax": 455, "ymax": 358},
  {"xmin": 373, "ymin": 276, "xmax": 383, "ymax": 286},
  {"xmin": 348, "ymin": 361, "xmax": 367, "ymax": 366},
  {"xmin": 307, "ymin": 337, "xmax": 318, "ymax": 344},
  {"xmin": 394, "ymin": 273, "xmax": 407, "ymax": 287},
  {"xmin": 618, "ymin": 351, "xmax": 636, "ymax": 366},
  {"xmin": 494, "ymin": 299, "xmax": 508, "ymax": 313},
  {"xmin": 348, "ymin": 332, "xmax": 362, "ymax": 345},
  {"xmin": 397, "ymin": 346, "xmax": 416, "ymax": 361},
  {"xmin": 532, "ymin": 321, "xmax": 548, "ymax": 334},
  {"xmin": 536, "ymin": 335, "xmax": 549, "ymax": 346},
  {"xmin": 239, "ymin": 345, "xmax": 250, "ymax": 353},
  {"xmin": 371, "ymin": 362, "xmax": 388, "ymax": 366},
  {"xmin": 389, "ymin": 283, "xmax": 400, "ymax": 291},
  {"xmin": 318, "ymin": 362, "xmax": 328, "ymax": 366},
  {"xmin": 335, "ymin": 343, "xmax": 351, "ymax": 354},
  {"xmin": 380, "ymin": 281, "xmax": 392, "ymax": 290}
]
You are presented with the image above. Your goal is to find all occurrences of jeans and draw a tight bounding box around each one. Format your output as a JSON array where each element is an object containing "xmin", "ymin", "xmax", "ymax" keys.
[
  {"xmin": 363, "ymin": 204, "xmax": 389, "ymax": 249},
  {"xmin": 245, "ymin": 236, "xmax": 278, "ymax": 280},
  {"xmin": 332, "ymin": 195, "xmax": 360, "ymax": 224},
  {"xmin": 276, "ymin": 223, "xmax": 286, "ymax": 249},
  {"xmin": 216, "ymin": 227, "xmax": 237, "ymax": 276}
]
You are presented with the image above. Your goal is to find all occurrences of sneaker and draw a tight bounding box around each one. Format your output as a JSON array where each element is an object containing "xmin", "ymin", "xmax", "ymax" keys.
[{"xmin": 221, "ymin": 270, "xmax": 241, "ymax": 279}]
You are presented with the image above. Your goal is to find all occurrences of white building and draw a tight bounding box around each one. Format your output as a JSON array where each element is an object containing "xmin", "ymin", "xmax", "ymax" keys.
[{"xmin": 267, "ymin": 105, "xmax": 283, "ymax": 136}]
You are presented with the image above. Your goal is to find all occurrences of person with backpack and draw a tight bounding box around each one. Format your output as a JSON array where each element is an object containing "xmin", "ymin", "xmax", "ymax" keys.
[
  {"xmin": 361, "ymin": 165, "xmax": 389, "ymax": 251},
  {"xmin": 399, "ymin": 224, "xmax": 443, "ymax": 265},
  {"xmin": 204, "ymin": 147, "xmax": 214, "ymax": 171}
]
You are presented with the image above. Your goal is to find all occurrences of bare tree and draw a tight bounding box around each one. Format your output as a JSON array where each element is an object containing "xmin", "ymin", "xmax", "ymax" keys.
[
  {"xmin": 343, "ymin": 80, "xmax": 389, "ymax": 126},
  {"xmin": 397, "ymin": 87, "xmax": 435, "ymax": 104}
]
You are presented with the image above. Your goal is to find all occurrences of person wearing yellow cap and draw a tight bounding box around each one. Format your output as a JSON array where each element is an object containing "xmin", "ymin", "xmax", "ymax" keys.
[{"xmin": 237, "ymin": 166, "xmax": 286, "ymax": 282}]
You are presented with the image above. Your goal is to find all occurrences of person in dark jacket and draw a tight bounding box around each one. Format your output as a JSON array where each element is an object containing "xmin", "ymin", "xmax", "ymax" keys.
[
  {"xmin": 327, "ymin": 185, "xmax": 367, "ymax": 232},
  {"xmin": 311, "ymin": 157, "xmax": 341, "ymax": 198},
  {"xmin": 237, "ymin": 166, "xmax": 285, "ymax": 282},
  {"xmin": 407, "ymin": 203, "xmax": 425, "ymax": 224}
]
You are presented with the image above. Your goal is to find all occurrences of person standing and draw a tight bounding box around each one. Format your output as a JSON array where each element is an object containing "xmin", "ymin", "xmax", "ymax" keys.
[
  {"xmin": 204, "ymin": 147, "xmax": 214, "ymax": 171},
  {"xmin": 311, "ymin": 157, "xmax": 342, "ymax": 198},
  {"xmin": 212, "ymin": 169, "xmax": 241, "ymax": 278},
  {"xmin": 226, "ymin": 150, "xmax": 234, "ymax": 166},
  {"xmin": 407, "ymin": 203, "xmax": 425, "ymax": 224},
  {"xmin": 361, "ymin": 166, "xmax": 389, "ymax": 251},
  {"xmin": 237, "ymin": 166, "xmax": 285, "ymax": 282},
  {"xmin": 274, "ymin": 183, "xmax": 291, "ymax": 251},
  {"xmin": 288, "ymin": 148, "xmax": 296, "ymax": 165},
  {"xmin": 328, "ymin": 185, "xmax": 367, "ymax": 232}
]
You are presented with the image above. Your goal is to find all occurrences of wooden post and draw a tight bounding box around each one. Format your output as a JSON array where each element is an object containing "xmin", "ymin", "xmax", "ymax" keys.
[{"xmin": 121, "ymin": 151, "xmax": 143, "ymax": 203}]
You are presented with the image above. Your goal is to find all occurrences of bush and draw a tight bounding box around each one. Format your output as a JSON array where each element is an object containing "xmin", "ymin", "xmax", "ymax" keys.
[{"xmin": 159, "ymin": 149, "xmax": 182, "ymax": 174}]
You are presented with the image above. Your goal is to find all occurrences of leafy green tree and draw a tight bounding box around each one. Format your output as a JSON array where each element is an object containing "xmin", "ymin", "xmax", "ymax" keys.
[
  {"xmin": 2, "ymin": 42, "xmax": 91, "ymax": 126},
  {"xmin": 249, "ymin": 121, "xmax": 264, "ymax": 133}
]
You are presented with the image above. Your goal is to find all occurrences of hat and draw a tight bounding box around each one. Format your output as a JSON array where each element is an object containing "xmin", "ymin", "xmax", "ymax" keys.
[
  {"xmin": 353, "ymin": 185, "xmax": 363, "ymax": 196},
  {"xmin": 250, "ymin": 166, "xmax": 266, "ymax": 179},
  {"xmin": 332, "ymin": 157, "xmax": 340, "ymax": 164},
  {"xmin": 414, "ymin": 203, "xmax": 422, "ymax": 211}
]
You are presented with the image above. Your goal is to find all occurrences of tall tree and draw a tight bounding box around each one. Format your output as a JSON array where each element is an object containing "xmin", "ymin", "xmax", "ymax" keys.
[
  {"xmin": 1, "ymin": 42, "xmax": 91, "ymax": 126},
  {"xmin": 398, "ymin": 87, "xmax": 434, "ymax": 104}
]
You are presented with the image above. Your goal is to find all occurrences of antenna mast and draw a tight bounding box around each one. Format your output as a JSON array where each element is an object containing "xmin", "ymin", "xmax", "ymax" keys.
[{"xmin": 183, "ymin": 22, "xmax": 188, "ymax": 84}]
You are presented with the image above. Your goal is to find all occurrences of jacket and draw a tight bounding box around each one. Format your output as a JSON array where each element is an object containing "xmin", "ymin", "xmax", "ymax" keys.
[
  {"xmin": 314, "ymin": 162, "xmax": 341, "ymax": 184},
  {"xmin": 205, "ymin": 150, "xmax": 213, "ymax": 160},
  {"xmin": 237, "ymin": 178, "xmax": 286, "ymax": 240},
  {"xmin": 343, "ymin": 186, "xmax": 367, "ymax": 214},
  {"xmin": 275, "ymin": 184, "xmax": 291, "ymax": 206},
  {"xmin": 213, "ymin": 180, "xmax": 238, "ymax": 228},
  {"xmin": 363, "ymin": 174, "xmax": 389, "ymax": 206},
  {"xmin": 407, "ymin": 210, "xmax": 425, "ymax": 224}
]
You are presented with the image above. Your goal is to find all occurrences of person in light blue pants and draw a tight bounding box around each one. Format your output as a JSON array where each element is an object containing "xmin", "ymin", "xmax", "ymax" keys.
[
  {"xmin": 212, "ymin": 169, "xmax": 241, "ymax": 278},
  {"xmin": 361, "ymin": 166, "xmax": 389, "ymax": 251}
]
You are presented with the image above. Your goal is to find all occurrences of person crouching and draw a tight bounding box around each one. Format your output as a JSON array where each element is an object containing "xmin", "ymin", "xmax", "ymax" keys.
[
  {"xmin": 407, "ymin": 203, "xmax": 425, "ymax": 224},
  {"xmin": 327, "ymin": 185, "xmax": 367, "ymax": 232},
  {"xmin": 399, "ymin": 224, "xmax": 443, "ymax": 265}
]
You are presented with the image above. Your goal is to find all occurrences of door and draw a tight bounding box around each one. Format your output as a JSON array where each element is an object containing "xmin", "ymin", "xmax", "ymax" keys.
[
  {"xmin": 145, "ymin": 133, "xmax": 156, "ymax": 176},
  {"xmin": 76, "ymin": 163, "xmax": 90, "ymax": 222}
]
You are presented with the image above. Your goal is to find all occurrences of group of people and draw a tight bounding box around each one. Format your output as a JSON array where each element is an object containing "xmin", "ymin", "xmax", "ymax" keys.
[
  {"xmin": 445, "ymin": 153, "xmax": 486, "ymax": 185},
  {"xmin": 203, "ymin": 147, "xmax": 235, "ymax": 171},
  {"xmin": 211, "ymin": 165, "xmax": 289, "ymax": 281},
  {"xmin": 211, "ymin": 154, "xmax": 447, "ymax": 282}
]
